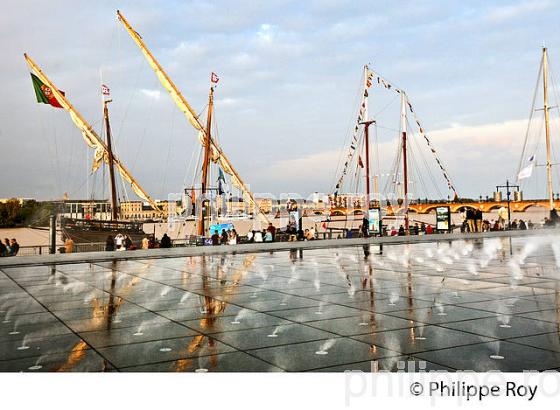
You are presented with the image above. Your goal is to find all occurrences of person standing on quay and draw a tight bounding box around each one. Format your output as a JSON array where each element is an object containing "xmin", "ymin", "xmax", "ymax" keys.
[
  {"xmin": 0, "ymin": 240, "xmax": 6, "ymax": 257},
  {"xmin": 475, "ymin": 209, "xmax": 483, "ymax": 232},
  {"xmin": 64, "ymin": 236, "xmax": 74, "ymax": 254},
  {"xmin": 160, "ymin": 233, "xmax": 172, "ymax": 248},
  {"xmin": 105, "ymin": 235, "xmax": 115, "ymax": 251},
  {"xmin": 267, "ymin": 223, "xmax": 276, "ymax": 241},
  {"xmin": 220, "ymin": 229, "xmax": 228, "ymax": 245},
  {"xmin": 466, "ymin": 208, "xmax": 475, "ymax": 232},
  {"xmin": 142, "ymin": 236, "xmax": 149, "ymax": 250},
  {"xmin": 211, "ymin": 230, "xmax": 220, "ymax": 246},
  {"xmin": 9, "ymin": 238, "xmax": 19, "ymax": 256},
  {"xmin": 361, "ymin": 216, "xmax": 369, "ymax": 238}
]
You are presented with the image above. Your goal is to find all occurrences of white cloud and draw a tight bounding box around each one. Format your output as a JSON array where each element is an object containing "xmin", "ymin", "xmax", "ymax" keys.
[
  {"xmin": 257, "ymin": 23, "xmax": 276, "ymax": 43},
  {"xmin": 215, "ymin": 97, "xmax": 244, "ymax": 107},
  {"xmin": 257, "ymin": 118, "xmax": 532, "ymax": 197},
  {"xmin": 170, "ymin": 41, "xmax": 208, "ymax": 59},
  {"xmin": 484, "ymin": 0, "xmax": 553, "ymax": 24},
  {"xmin": 140, "ymin": 89, "xmax": 161, "ymax": 100}
]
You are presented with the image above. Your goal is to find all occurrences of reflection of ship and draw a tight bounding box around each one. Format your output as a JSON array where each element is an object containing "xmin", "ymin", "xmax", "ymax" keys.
[{"xmin": 24, "ymin": 54, "xmax": 164, "ymax": 244}]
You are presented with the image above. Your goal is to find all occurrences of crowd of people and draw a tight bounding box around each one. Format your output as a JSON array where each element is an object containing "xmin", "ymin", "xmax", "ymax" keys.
[
  {"xmin": 103, "ymin": 233, "xmax": 173, "ymax": 252},
  {"xmin": 458, "ymin": 207, "xmax": 559, "ymax": 232},
  {"xmin": 9, "ymin": 209, "xmax": 560, "ymax": 257},
  {"xmin": 209, "ymin": 222, "xmax": 318, "ymax": 246},
  {"xmin": 0, "ymin": 238, "xmax": 19, "ymax": 257}
]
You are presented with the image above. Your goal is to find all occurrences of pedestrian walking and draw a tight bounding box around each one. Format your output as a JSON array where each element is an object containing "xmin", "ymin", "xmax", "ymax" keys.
[
  {"xmin": 9, "ymin": 238, "xmax": 19, "ymax": 256},
  {"xmin": 160, "ymin": 233, "xmax": 172, "ymax": 248},
  {"xmin": 64, "ymin": 236, "xmax": 74, "ymax": 254},
  {"xmin": 105, "ymin": 235, "xmax": 115, "ymax": 251}
]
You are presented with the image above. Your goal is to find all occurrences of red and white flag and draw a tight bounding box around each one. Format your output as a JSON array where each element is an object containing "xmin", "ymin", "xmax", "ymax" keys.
[
  {"xmin": 210, "ymin": 72, "xmax": 219, "ymax": 84},
  {"xmin": 358, "ymin": 156, "xmax": 364, "ymax": 168},
  {"xmin": 101, "ymin": 84, "xmax": 110, "ymax": 96}
]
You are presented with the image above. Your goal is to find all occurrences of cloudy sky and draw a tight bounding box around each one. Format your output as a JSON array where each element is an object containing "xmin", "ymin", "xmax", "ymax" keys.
[{"xmin": 2, "ymin": 0, "xmax": 560, "ymax": 201}]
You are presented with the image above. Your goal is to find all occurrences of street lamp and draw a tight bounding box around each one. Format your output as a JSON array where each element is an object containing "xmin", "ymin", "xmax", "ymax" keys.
[{"xmin": 495, "ymin": 180, "xmax": 520, "ymax": 230}]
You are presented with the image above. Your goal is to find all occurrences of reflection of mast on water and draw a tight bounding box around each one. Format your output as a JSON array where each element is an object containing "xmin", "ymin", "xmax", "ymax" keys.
[
  {"xmin": 102, "ymin": 99, "xmax": 119, "ymax": 221},
  {"xmin": 172, "ymin": 255, "xmax": 254, "ymax": 371},
  {"xmin": 198, "ymin": 85, "xmax": 214, "ymax": 236}
]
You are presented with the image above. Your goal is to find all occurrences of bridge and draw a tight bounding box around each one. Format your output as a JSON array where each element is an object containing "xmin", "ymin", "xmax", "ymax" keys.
[{"xmin": 321, "ymin": 199, "xmax": 558, "ymax": 216}]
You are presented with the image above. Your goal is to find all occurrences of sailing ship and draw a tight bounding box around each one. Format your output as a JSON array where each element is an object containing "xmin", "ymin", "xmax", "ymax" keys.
[
  {"xmin": 116, "ymin": 10, "xmax": 270, "ymax": 237},
  {"xmin": 24, "ymin": 53, "xmax": 164, "ymax": 243},
  {"xmin": 331, "ymin": 64, "xmax": 458, "ymax": 233},
  {"xmin": 24, "ymin": 10, "xmax": 271, "ymax": 244},
  {"xmin": 516, "ymin": 46, "xmax": 560, "ymax": 222}
]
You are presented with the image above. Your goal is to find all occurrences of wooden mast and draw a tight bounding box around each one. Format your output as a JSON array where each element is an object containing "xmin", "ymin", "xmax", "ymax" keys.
[
  {"xmin": 362, "ymin": 65, "xmax": 372, "ymax": 210},
  {"xmin": 103, "ymin": 100, "xmax": 119, "ymax": 220},
  {"xmin": 199, "ymin": 86, "xmax": 214, "ymax": 236},
  {"xmin": 543, "ymin": 47, "xmax": 554, "ymax": 211},
  {"xmin": 401, "ymin": 92, "xmax": 409, "ymax": 232},
  {"xmin": 364, "ymin": 122, "xmax": 371, "ymax": 209},
  {"xmin": 24, "ymin": 53, "xmax": 164, "ymax": 216},
  {"xmin": 117, "ymin": 10, "xmax": 269, "ymax": 224}
]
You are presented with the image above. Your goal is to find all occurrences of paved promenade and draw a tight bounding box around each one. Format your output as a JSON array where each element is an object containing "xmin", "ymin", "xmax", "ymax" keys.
[
  {"xmin": 2, "ymin": 229, "xmax": 560, "ymax": 372},
  {"xmin": 1, "ymin": 228, "xmax": 558, "ymax": 267}
]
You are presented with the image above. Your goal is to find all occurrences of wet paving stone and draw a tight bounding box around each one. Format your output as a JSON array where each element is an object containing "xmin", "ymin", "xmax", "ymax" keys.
[
  {"xmin": 97, "ymin": 336, "xmax": 235, "ymax": 368},
  {"xmin": 0, "ymin": 348, "xmax": 114, "ymax": 372},
  {"xmin": 122, "ymin": 351, "xmax": 283, "ymax": 372},
  {"xmin": 247, "ymin": 337, "xmax": 399, "ymax": 371},
  {"xmin": 2, "ymin": 235, "xmax": 560, "ymax": 371}
]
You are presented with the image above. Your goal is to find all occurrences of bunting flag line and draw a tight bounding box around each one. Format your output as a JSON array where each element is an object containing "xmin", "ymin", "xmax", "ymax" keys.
[
  {"xmin": 358, "ymin": 156, "xmax": 364, "ymax": 168},
  {"xmin": 334, "ymin": 67, "xmax": 374, "ymax": 191},
  {"xmin": 368, "ymin": 70, "xmax": 458, "ymax": 197}
]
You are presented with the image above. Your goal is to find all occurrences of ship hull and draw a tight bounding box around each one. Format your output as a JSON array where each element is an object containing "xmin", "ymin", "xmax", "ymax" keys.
[{"xmin": 60, "ymin": 217, "xmax": 146, "ymax": 244}]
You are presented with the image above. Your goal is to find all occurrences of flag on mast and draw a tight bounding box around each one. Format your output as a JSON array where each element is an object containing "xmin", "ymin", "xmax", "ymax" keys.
[
  {"xmin": 518, "ymin": 155, "xmax": 535, "ymax": 180},
  {"xmin": 217, "ymin": 168, "xmax": 225, "ymax": 195},
  {"xmin": 210, "ymin": 72, "xmax": 219, "ymax": 84},
  {"xmin": 30, "ymin": 73, "xmax": 64, "ymax": 108},
  {"xmin": 101, "ymin": 84, "xmax": 110, "ymax": 96},
  {"xmin": 358, "ymin": 156, "xmax": 364, "ymax": 168}
]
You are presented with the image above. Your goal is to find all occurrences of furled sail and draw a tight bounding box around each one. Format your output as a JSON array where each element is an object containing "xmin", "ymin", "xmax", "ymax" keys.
[
  {"xmin": 24, "ymin": 53, "xmax": 164, "ymax": 216},
  {"xmin": 117, "ymin": 10, "xmax": 268, "ymax": 223}
]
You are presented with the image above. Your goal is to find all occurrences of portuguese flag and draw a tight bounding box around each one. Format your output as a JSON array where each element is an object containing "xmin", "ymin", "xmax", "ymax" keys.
[{"xmin": 30, "ymin": 73, "xmax": 64, "ymax": 108}]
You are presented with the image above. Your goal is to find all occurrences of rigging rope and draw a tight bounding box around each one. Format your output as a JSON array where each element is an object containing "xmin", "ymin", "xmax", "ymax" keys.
[
  {"xmin": 369, "ymin": 70, "xmax": 458, "ymax": 197},
  {"xmin": 516, "ymin": 53, "xmax": 543, "ymax": 181}
]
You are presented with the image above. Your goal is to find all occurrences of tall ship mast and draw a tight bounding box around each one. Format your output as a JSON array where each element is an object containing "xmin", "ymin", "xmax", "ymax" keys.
[
  {"xmin": 116, "ymin": 10, "xmax": 269, "ymax": 237},
  {"xmin": 199, "ymin": 84, "xmax": 215, "ymax": 236},
  {"xmin": 542, "ymin": 47, "xmax": 554, "ymax": 211},
  {"xmin": 516, "ymin": 46, "xmax": 560, "ymax": 219},
  {"xmin": 103, "ymin": 99, "xmax": 119, "ymax": 221},
  {"xmin": 25, "ymin": 53, "xmax": 164, "ymax": 243},
  {"xmin": 332, "ymin": 65, "xmax": 458, "ymax": 233}
]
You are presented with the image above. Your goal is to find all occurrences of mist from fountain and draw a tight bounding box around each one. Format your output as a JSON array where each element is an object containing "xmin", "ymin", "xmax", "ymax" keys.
[
  {"xmin": 179, "ymin": 292, "xmax": 191, "ymax": 304},
  {"xmin": 28, "ymin": 355, "xmax": 44, "ymax": 371},
  {"xmin": 231, "ymin": 308, "xmax": 250, "ymax": 324},
  {"xmin": 315, "ymin": 338, "xmax": 337, "ymax": 355},
  {"xmin": 267, "ymin": 325, "xmax": 285, "ymax": 338},
  {"xmin": 17, "ymin": 334, "xmax": 31, "ymax": 350}
]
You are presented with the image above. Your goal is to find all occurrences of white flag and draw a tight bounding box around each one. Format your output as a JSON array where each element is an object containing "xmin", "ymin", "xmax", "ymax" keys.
[
  {"xmin": 518, "ymin": 164, "xmax": 534, "ymax": 180},
  {"xmin": 518, "ymin": 155, "xmax": 535, "ymax": 180}
]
